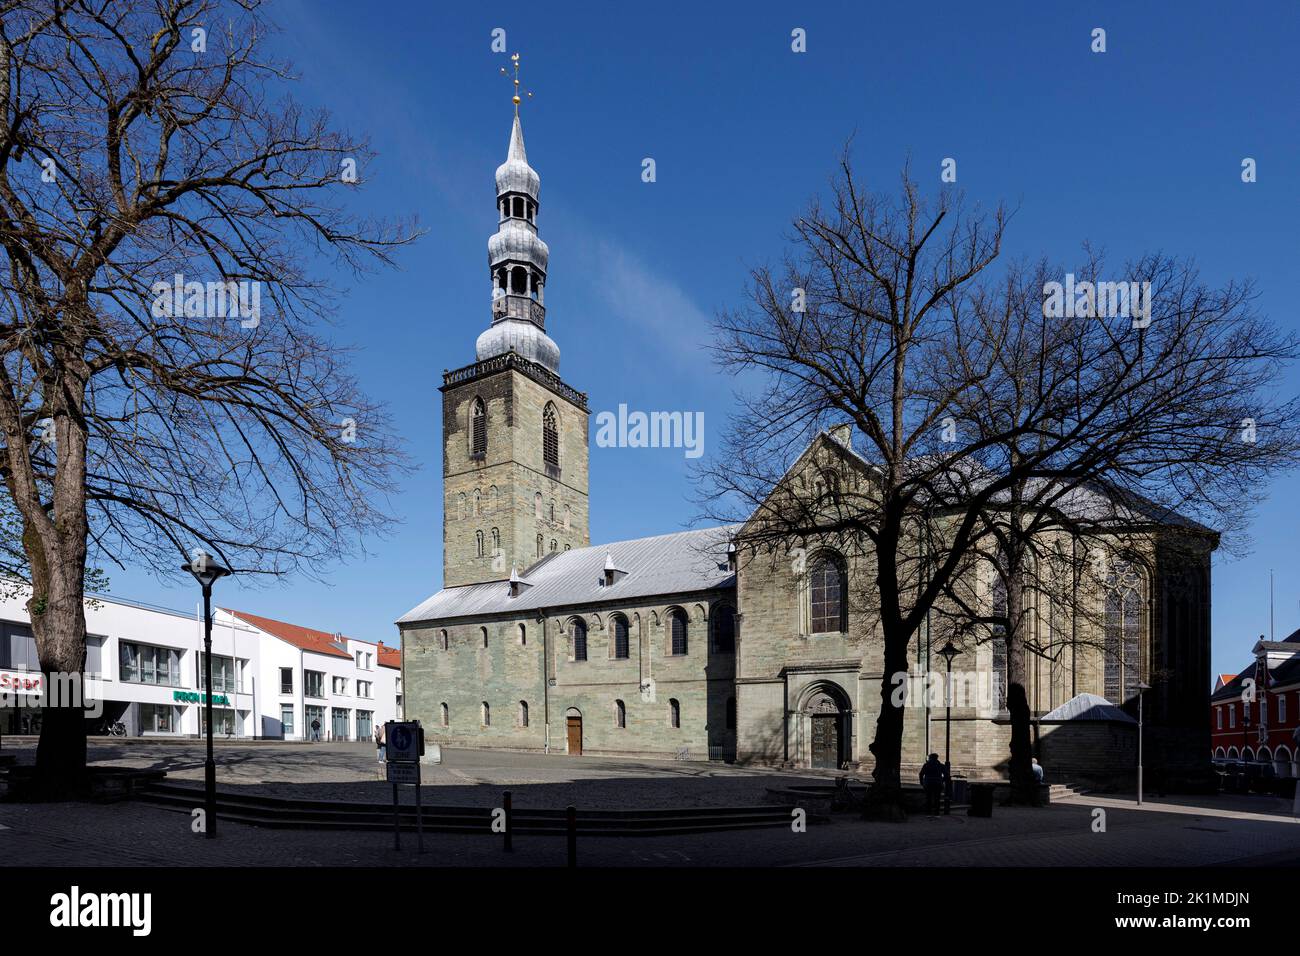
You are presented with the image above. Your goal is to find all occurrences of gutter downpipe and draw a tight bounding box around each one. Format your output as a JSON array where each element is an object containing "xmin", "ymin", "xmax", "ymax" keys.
[{"xmin": 542, "ymin": 614, "xmax": 550, "ymax": 753}]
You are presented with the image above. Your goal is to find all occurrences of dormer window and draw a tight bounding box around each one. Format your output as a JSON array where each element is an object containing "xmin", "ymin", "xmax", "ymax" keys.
[
  {"xmin": 602, "ymin": 553, "xmax": 627, "ymax": 587},
  {"xmin": 508, "ymin": 566, "xmax": 531, "ymax": 598}
]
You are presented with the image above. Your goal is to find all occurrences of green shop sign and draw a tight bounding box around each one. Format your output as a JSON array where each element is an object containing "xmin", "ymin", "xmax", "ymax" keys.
[{"xmin": 173, "ymin": 691, "xmax": 230, "ymax": 706}]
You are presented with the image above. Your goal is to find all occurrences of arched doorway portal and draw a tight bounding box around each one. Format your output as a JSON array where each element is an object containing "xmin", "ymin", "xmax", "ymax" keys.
[
  {"xmin": 565, "ymin": 707, "xmax": 583, "ymax": 755},
  {"xmin": 803, "ymin": 685, "xmax": 851, "ymax": 770}
]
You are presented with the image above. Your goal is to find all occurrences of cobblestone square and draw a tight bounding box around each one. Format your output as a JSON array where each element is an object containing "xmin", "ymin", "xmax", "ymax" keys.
[{"xmin": 3, "ymin": 741, "xmax": 1299, "ymax": 868}]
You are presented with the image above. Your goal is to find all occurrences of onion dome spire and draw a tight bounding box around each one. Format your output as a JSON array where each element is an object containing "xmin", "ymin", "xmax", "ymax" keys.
[{"xmin": 477, "ymin": 53, "xmax": 559, "ymax": 373}]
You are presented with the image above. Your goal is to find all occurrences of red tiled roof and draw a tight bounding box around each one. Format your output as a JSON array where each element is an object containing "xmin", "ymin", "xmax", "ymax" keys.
[
  {"xmin": 224, "ymin": 609, "xmax": 352, "ymax": 659},
  {"xmin": 375, "ymin": 642, "xmax": 401, "ymax": 670}
]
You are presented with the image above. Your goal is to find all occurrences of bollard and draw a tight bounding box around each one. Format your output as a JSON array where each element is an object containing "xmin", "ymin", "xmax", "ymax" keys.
[
  {"xmin": 566, "ymin": 805, "xmax": 577, "ymax": 867},
  {"xmin": 503, "ymin": 790, "xmax": 513, "ymax": 853}
]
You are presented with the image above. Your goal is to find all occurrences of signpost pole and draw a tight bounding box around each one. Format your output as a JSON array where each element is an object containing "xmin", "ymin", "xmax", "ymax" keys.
[
  {"xmin": 391, "ymin": 783, "xmax": 401, "ymax": 851},
  {"xmin": 384, "ymin": 720, "xmax": 423, "ymax": 853}
]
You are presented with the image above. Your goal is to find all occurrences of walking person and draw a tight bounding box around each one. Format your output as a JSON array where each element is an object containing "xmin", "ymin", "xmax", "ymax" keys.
[
  {"xmin": 375, "ymin": 721, "xmax": 386, "ymax": 763},
  {"xmin": 919, "ymin": 753, "xmax": 948, "ymax": 817},
  {"xmin": 1032, "ymin": 757, "xmax": 1045, "ymax": 784},
  {"xmin": 310, "ymin": 716, "xmax": 321, "ymax": 742}
]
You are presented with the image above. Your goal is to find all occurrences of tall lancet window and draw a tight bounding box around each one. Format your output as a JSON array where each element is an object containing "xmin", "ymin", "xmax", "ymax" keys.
[
  {"xmin": 1104, "ymin": 560, "xmax": 1145, "ymax": 705},
  {"xmin": 471, "ymin": 397, "xmax": 487, "ymax": 456},
  {"xmin": 991, "ymin": 561, "xmax": 1008, "ymax": 713},
  {"xmin": 542, "ymin": 403, "xmax": 559, "ymax": 468}
]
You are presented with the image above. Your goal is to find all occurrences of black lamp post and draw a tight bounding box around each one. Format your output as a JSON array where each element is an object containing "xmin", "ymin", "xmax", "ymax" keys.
[
  {"xmin": 183, "ymin": 552, "xmax": 230, "ymax": 838},
  {"xmin": 938, "ymin": 640, "xmax": 960, "ymax": 814},
  {"xmin": 1136, "ymin": 680, "xmax": 1151, "ymax": 805}
]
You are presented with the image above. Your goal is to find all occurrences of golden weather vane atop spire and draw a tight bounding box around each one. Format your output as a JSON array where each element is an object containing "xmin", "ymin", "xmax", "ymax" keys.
[{"xmin": 500, "ymin": 52, "xmax": 533, "ymax": 116}]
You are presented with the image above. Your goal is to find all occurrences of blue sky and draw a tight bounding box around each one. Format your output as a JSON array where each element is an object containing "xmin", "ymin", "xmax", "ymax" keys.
[{"xmin": 106, "ymin": 1, "xmax": 1299, "ymax": 681}]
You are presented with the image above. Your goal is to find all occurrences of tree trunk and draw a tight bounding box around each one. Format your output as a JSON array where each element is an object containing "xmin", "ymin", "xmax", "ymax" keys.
[
  {"xmin": 29, "ymin": 561, "xmax": 90, "ymax": 797},
  {"xmin": 865, "ymin": 617, "xmax": 910, "ymax": 821},
  {"xmin": 24, "ymin": 345, "xmax": 94, "ymax": 798}
]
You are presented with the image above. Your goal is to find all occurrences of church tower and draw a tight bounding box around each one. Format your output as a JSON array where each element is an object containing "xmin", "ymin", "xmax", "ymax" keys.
[{"xmin": 440, "ymin": 69, "xmax": 590, "ymax": 588}]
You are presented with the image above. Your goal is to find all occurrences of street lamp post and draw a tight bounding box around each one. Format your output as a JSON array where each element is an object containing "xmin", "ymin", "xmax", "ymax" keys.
[
  {"xmin": 938, "ymin": 641, "xmax": 960, "ymax": 814},
  {"xmin": 1136, "ymin": 681, "xmax": 1151, "ymax": 806},
  {"xmin": 183, "ymin": 553, "xmax": 231, "ymax": 839}
]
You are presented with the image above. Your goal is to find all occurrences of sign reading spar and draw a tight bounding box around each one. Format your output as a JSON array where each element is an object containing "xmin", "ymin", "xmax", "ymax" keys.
[{"xmin": 0, "ymin": 671, "xmax": 41, "ymax": 693}]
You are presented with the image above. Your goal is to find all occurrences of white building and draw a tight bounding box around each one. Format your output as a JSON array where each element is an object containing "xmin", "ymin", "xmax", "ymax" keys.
[
  {"xmin": 216, "ymin": 608, "xmax": 402, "ymax": 741},
  {"xmin": 0, "ymin": 588, "xmax": 399, "ymax": 740}
]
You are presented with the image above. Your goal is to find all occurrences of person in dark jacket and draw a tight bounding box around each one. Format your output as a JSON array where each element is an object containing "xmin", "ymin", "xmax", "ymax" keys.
[{"xmin": 919, "ymin": 753, "xmax": 948, "ymax": 816}]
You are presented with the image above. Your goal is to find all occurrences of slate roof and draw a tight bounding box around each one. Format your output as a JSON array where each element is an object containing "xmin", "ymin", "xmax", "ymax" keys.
[
  {"xmin": 1211, "ymin": 664, "xmax": 1260, "ymax": 702},
  {"xmin": 826, "ymin": 432, "xmax": 1216, "ymax": 535},
  {"xmin": 1041, "ymin": 692, "xmax": 1137, "ymax": 723},
  {"xmin": 397, "ymin": 525, "xmax": 738, "ymax": 626}
]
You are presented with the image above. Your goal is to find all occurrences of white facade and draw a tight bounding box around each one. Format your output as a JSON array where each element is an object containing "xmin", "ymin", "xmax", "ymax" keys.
[
  {"xmin": 218, "ymin": 609, "xmax": 402, "ymax": 742},
  {"xmin": 0, "ymin": 588, "xmax": 399, "ymax": 741}
]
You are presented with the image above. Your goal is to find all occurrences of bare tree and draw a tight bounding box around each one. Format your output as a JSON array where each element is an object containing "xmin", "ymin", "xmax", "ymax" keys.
[
  {"xmin": 0, "ymin": 0, "xmax": 416, "ymax": 791},
  {"xmin": 702, "ymin": 155, "xmax": 1016, "ymax": 817},
  {"xmin": 702, "ymin": 150, "xmax": 1300, "ymax": 817},
  {"xmin": 933, "ymin": 253, "xmax": 1300, "ymax": 802}
]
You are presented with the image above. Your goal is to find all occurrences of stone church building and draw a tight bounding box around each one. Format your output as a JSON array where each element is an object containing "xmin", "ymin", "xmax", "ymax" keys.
[{"xmin": 397, "ymin": 111, "xmax": 1214, "ymax": 785}]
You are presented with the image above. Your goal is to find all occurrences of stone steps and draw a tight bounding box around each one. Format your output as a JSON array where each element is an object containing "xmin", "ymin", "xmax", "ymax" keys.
[{"xmin": 138, "ymin": 782, "xmax": 812, "ymax": 836}]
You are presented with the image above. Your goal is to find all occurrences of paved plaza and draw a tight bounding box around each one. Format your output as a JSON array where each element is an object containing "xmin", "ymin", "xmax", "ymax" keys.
[{"xmin": 2, "ymin": 740, "xmax": 1299, "ymax": 867}]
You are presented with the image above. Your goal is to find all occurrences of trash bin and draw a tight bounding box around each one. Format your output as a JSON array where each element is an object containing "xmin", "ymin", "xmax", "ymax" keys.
[{"xmin": 968, "ymin": 782, "xmax": 995, "ymax": 818}]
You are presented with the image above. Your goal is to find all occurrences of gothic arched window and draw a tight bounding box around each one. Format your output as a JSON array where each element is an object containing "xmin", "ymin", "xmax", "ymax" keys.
[
  {"xmin": 518, "ymin": 700, "xmax": 529, "ymax": 727},
  {"xmin": 669, "ymin": 698, "xmax": 681, "ymax": 729},
  {"xmin": 543, "ymin": 403, "xmax": 559, "ymax": 467},
  {"xmin": 440, "ymin": 702, "xmax": 448, "ymax": 727},
  {"xmin": 481, "ymin": 701, "xmax": 490, "ymax": 726},
  {"xmin": 809, "ymin": 554, "xmax": 846, "ymax": 634},
  {"xmin": 669, "ymin": 609, "xmax": 688, "ymax": 656},
  {"xmin": 991, "ymin": 561, "xmax": 1008, "ymax": 713},
  {"xmin": 615, "ymin": 699, "xmax": 626, "ymax": 728},
  {"xmin": 612, "ymin": 615, "xmax": 630, "ymax": 660},
  {"xmin": 491, "ymin": 527, "xmax": 500, "ymax": 555},
  {"xmin": 470, "ymin": 397, "xmax": 487, "ymax": 456},
  {"xmin": 1104, "ymin": 559, "xmax": 1145, "ymax": 705},
  {"xmin": 475, "ymin": 530, "xmax": 484, "ymax": 558},
  {"xmin": 536, "ymin": 534, "xmax": 543, "ymax": 558}
]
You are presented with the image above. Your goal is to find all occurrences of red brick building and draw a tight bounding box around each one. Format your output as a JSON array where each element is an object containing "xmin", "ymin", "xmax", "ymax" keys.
[{"xmin": 1210, "ymin": 630, "xmax": 1300, "ymax": 776}]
